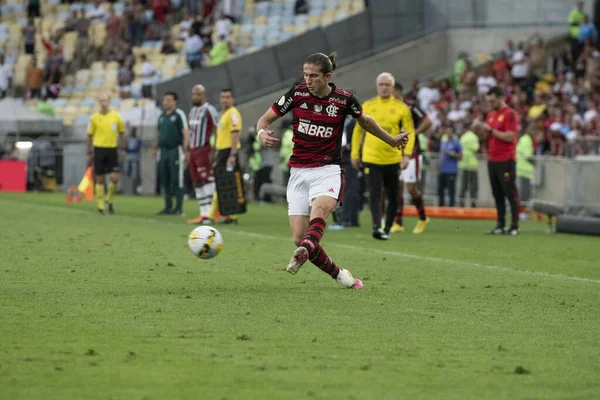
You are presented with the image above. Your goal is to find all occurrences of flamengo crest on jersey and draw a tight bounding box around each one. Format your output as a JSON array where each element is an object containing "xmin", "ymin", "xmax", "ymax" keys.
[{"xmin": 271, "ymin": 83, "xmax": 363, "ymax": 168}]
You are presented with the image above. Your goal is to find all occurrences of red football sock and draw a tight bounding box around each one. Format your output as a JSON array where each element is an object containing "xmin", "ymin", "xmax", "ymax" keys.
[
  {"xmin": 307, "ymin": 244, "xmax": 340, "ymax": 278},
  {"xmin": 299, "ymin": 217, "xmax": 340, "ymax": 279}
]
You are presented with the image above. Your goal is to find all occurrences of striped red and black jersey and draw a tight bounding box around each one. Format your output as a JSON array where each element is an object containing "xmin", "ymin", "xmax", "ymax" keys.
[
  {"xmin": 188, "ymin": 103, "xmax": 219, "ymax": 149},
  {"xmin": 271, "ymin": 83, "xmax": 363, "ymax": 168},
  {"xmin": 405, "ymin": 99, "xmax": 427, "ymax": 157}
]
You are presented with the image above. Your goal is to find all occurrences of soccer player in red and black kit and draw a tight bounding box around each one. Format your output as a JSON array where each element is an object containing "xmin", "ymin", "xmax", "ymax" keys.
[
  {"xmin": 187, "ymin": 84, "xmax": 219, "ymax": 225},
  {"xmin": 392, "ymin": 83, "xmax": 431, "ymax": 234},
  {"xmin": 474, "ymin": 86, "xmax": 521, "ymax": 236},
  {"xmin": 255, "ymin": 52, "xmax": 409, "ymax": 289}
]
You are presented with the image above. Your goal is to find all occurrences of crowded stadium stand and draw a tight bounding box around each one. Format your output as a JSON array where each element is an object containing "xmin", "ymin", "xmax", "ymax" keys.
[{"xmin": 0, "ymin": 0, "xmax": 364, "ymax": 128}]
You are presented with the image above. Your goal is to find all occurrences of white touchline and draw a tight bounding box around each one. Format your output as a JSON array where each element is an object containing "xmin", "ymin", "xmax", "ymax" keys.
[
  {"xmin": 225, "ymin": 231, "xmax": 600, "ymax": 285},
  {"xmin": 4, "ymin": 200, "xmax": 600, "ymax": 286}
]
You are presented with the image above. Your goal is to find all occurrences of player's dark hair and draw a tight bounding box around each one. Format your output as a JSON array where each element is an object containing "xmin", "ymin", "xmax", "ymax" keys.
[
  {"xmin": 394, "ymin": 82, "xmax": 403, "ymax": 92},
  {"xmin": 164, "ymin": 91, "xmax": 178, "ymax": 101},
  {"xmin": 305, "ymin": 52, "xmax": 337, "ymax": 74},
  {"xmin": 487, "ymin": 86, "xmax": 504, "ymax": 97},
  {"xmin": 221, "ymin": 88, "xmax": 233, "ymax": 95}
]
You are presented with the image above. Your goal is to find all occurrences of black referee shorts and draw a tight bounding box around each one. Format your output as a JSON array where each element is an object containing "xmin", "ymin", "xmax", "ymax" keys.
[
  {"xmin": 94, "ymin": 147, "xmax": 120, "ymax": 175},
  {"xmin": 215, "ymin": 148, "xmax": 240, "ymax": 168}
]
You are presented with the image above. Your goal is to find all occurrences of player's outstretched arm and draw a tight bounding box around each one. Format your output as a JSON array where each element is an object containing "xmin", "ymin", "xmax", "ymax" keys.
[
  {"xmin": 256, "ymin": 108, "xmax": 281, "ymax": 148},
  {"xmin": 356, "ymin": 113, "xmax": 409, "ymax": 149}
]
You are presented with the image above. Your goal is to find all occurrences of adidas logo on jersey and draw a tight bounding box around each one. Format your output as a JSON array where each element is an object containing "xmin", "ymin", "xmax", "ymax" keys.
[{"xmin": 300, "ymin": 103, "xmax": 308, "ymax": 109}]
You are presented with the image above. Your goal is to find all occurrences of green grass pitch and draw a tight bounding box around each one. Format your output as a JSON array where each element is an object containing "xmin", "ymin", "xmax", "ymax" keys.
[{"xmin": 0, "ymin": 192, "xmax": 599, "ymax": 400}]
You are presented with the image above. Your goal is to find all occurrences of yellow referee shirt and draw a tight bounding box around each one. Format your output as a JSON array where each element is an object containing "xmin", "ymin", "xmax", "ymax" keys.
[
  {"xmin": 351, "ymin": 96, "xmax": 415, "ymax": 165},
  {"xmin": 216, "ymin": 106, "xmax": 242, "ymax": 150},
  {"xmin": 87, "ymin": 110, "xmax": 126, "ymax": 148}
]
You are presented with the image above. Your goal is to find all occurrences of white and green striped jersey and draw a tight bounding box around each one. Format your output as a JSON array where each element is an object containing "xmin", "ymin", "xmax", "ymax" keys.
[{"xmin": 188, "ymin": 103, "xmax": 219, "ymax": 149}]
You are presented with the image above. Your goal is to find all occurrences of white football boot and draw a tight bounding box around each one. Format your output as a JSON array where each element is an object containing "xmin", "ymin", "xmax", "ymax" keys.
[
  {"xmin": 286, "ymin": 246, "xmax": 309, "ymax": 275},
  {"xmin": 336, "ymin": 268, "xmax": 363, "ymax": 289}
]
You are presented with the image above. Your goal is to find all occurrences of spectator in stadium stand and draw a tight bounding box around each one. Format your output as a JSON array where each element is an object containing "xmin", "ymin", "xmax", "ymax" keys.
[
  {"xmin": 437, "ymin": 121, "xmax": 462, "ymax": 207},
  {"xmin": 214, "ymin": 13, "xmax": 233, "ymax": 44},
  {"xmin": 23, "ymin": 18, "xmax": 36, "ymax": 56},
  {"xmin": 568, "ymin": 1, "xmax": 586, "ymax": 61},
  {"xmin": 87, "ymin": 0, "xmax": 107, "ymax": 24},
  {"xmin": 27, "ymin": 0, "xmax": 41, "ymax": 19},
  {"xmin": 511, "ymin": 42, "xmax": 529, "ymax": 89},
  {"xmin": 200, "ymin": 16, "xmax": 215, "ymax": 48},
  {"xmin": 454, "ymin": 52, "xmax": 469, "ymax": 92},
  {"xmin": 417, "ymin": 78, "xmax": 440, "ymax": 112},
  {"xmin": 179, "ymin": 13, "xmax": 194, "ymax": 40},
  {"xmin": 473, "ymin": 86, "xmax": 521, "ymax": 236},
  {"xmin": 578, "ymin": 14, "xmax": 598, "ymax": 46},
  {"xmin": 25, "ymin": 57, "xmax": 44, "ymax": 100},
  {"xmin": 72, "ymin": 11, "xmax": 91, "ymax": 70},
  {"xmin": 105, "ymin": 5, "xmax": 123, "ymax": 56},
  {"xmin": 184, "ymin": 32, "xmax": 204, "ymax": 69},
  {"xmin": 210, "ymin": 35, "xmax": 230, "ymax": 66},
  {"xmin": 476, "ymin": 64, "xmax": 497, "ymax": 95},
  {"xmin": 295, "ymin": 0, "xmax": 309, "ymax": 15},
  {"xmin": 161, "ymin": 34, "xmax": 178, "ymax": 54},
  {"xmin": 125, "ymin": 1, "xmax": 144, "ymax": 46},
  {"xmin": 203, "ymin": 0, "xmax": 218, "ymax": 19}
]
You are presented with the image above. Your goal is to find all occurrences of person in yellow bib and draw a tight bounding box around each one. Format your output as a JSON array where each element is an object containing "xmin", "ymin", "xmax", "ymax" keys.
[
  {"xmin": 458, "ymin": 125, "xmax": 480, "ymax": 208},
  {"xmin": 87, "ymin": 93, "xmax": 126, "ymax": 215},
  {"xmin": 207, "ymin": 88, "xmax": 242, "ymax": 224},
  {"xmin": 351, "ymin": 72, "xmax": 415, "ymax": 240}
]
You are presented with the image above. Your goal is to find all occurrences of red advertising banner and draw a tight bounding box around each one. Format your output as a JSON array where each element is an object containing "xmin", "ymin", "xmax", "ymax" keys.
[{"xmin": 0, "ymin": 160, "xmax": 27, "ymax": 192}]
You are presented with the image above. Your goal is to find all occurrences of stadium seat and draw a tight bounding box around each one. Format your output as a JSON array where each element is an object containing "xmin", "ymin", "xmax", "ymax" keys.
[
  {"xmin": 110, "ymin": 98, "xmax": 122, "ymax": 108},
  {"xmin": 254, "ymin": 16, "xmax": 268, "ymax": 26},
  {"xmin": 79, "ymin": 98, "xmax": 95, "ymax": 107},
  {"xmin": 352, "ymin": 1, "xmax": 365, "ymax": 12},
  {"xmin": 308, "ymin": 15, "xmax": 322, "ymax": 27}
]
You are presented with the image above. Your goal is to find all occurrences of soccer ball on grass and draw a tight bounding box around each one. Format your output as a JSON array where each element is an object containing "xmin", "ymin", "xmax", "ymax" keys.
[{"xmin": 188, "ymin": 226, "xmax": 223, "ymax": 259}]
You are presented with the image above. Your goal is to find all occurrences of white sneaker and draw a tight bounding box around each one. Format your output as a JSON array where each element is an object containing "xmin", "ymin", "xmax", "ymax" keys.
[
  {"xmin": 336, "ymin": 268, "xmax": 363, "ymax": 289},
  {"xmin": 286, "ymin": 246, "xmax": 308, "ymax": 275}
]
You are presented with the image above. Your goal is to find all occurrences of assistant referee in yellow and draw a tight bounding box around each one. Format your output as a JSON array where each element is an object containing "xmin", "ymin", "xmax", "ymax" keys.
[
  {"xmin": 207, "ymin": 88, "xmax": 242, "ymax": 224},
  {"xmin": 351, "ymin": 73, "xmax": 415, "ymax": 240},
  {"xmin": 87, "ymin": 93, "xmax": 126, "ymax": 215}
]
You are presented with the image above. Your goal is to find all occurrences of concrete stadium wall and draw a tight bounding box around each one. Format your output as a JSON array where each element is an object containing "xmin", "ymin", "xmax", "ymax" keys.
[{"xmin": 424, "ymin": 0, "xmax": 594, "ymax": 28}]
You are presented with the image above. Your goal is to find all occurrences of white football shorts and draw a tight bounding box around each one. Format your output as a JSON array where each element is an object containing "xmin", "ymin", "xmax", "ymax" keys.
[
  {"xmin": 400, "ymin": 155, "xmax": 422, "ymax": 183},
  {"xmin": 287, "ymin": 164, "xmax": 343, "ymax": 216}
]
